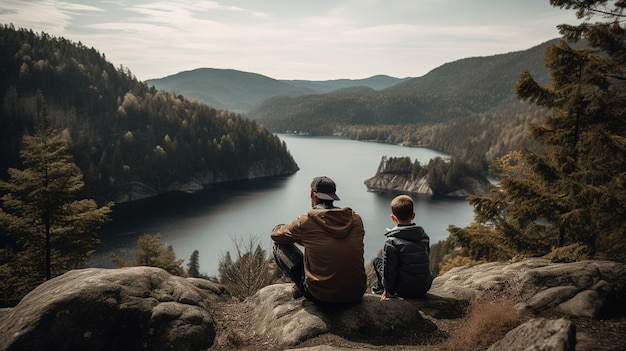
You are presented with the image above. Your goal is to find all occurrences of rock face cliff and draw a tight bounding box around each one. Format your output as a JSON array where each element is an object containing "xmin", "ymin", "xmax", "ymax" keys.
[
  {"xmin": 363, "ymin": 173, "xmax": 490, "ymax": 197},
  {"xmin": 1, "ymin": 259, "xmax": 624, "ymax": 351},
  {"xmin": 117, "ymin": 161, "xmax": 299, "ymax": 203}
]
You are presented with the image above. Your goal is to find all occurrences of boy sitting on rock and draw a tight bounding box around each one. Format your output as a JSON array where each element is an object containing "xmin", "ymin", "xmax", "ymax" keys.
[{"xmin": 372, "ymin": 194, "xmax": 433, "ymax": 299}]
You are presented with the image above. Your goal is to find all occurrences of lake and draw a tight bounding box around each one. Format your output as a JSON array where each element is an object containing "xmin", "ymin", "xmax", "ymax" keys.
[{"xmin": 89, "ymin": 134, "xmax": 475, "ymax": 276}]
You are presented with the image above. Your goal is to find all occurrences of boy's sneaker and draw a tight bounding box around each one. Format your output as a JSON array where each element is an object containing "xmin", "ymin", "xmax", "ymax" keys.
[{"xmin": 371, "ymin": 285, "xmax": 384, "ymax": 295}]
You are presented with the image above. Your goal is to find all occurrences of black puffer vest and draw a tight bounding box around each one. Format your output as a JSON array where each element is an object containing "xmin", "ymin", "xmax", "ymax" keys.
[{"xmin": 382, "ymin": 224, "xmax": 433, "ymax": 297}]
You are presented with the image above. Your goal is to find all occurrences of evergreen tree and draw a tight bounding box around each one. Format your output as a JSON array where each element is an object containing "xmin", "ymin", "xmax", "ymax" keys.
[
  {"xmin": 110, "ymin": 233, "xmax": 186, "ymax": 276},
  {"xmin": 218, "ymin": 236, "xmax": 276, "ymax": 299},
  {"xmin": 451, "ymin": 1, "xmax": 626, "ymax": 262},
  {"xmin": 187, "ymin": 249, "xmax": 200, "ymax": 278},
  {"xmin": 0, "ymin": 95, "xmax": 112, "ymax": 301}
]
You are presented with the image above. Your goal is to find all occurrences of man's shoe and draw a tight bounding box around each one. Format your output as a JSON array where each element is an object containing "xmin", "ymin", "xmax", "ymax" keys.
[
  {"xmin": 371, "ymin": 285, "xmax": 384, "ymax": 295},
  {"xmin": 292, "ymin": 284, "xmax": 304, "ymax": 299}
]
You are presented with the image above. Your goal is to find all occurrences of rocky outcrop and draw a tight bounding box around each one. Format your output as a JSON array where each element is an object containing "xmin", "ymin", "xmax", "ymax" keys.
[
  {"xmin": 251, "ymin": 284, "xmax": 441, "ymax": 346},
  {"xmin": 252, "ymin": 258, "xmax": 625, "ymax": 349},
  {"xmin": 1, "ymin": 259, "xmax": 624, "ymax": 351},
  {"xmin": 363, "ymin": 173, "xmax": 490, "ymax": 197},
  {"xmin": 430, "ymin": 258, "xmax": 626, "ymax": 318},
  {"xmin": 487, "ymin": 318, "xmax": 576, "ymax": 351},
  {"xmin": 0, "ymin": 267, "xmax": 227, "ymax": 351},
  {"xmin": 364, "ymin": 174, "xmax": 433, "ymax": 195}
]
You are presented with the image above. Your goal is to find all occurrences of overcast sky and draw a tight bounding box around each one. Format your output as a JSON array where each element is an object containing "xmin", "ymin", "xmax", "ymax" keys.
[{"xmin": 0, "ymin": 0, "xmax": 579, "ymax": 81}]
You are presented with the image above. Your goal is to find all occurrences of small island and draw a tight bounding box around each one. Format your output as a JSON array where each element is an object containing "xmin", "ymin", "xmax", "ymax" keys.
[{"xmin": 364, "ymin": 156, "xmax": 490, "ymax": 197}]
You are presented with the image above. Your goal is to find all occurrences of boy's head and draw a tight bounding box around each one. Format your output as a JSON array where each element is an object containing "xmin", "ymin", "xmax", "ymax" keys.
[{"xmin": 390, "ymin": 195, "xmax": 415, "ymax": 224}]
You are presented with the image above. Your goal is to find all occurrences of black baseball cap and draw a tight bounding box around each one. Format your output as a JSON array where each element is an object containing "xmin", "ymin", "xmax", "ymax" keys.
[{"xmin": 311, "ymin": 176, "xmax": 340, "ymax": 201}]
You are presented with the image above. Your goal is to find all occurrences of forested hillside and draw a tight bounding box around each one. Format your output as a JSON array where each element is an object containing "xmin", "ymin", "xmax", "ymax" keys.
[
  {"xmin": 0, "ymin": 25, "xmax": 299, "ymax": 204},
  {"xmin": 247, "ymin": 40, "xmax": 560, "ymax": 168}
]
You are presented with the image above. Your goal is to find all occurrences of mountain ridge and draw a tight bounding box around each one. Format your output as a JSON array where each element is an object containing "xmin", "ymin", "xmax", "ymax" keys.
[
  {"xmin": 248, "ymin": 38, "xmax": 558, "ymax": 131},
  {"xmin": 146, "ymin": 68, "xmax": 409, "ymax": 113}
]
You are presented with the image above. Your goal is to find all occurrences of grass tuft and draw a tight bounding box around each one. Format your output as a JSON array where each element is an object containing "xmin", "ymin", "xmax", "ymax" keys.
[{"xmin": 441, "ymin": 297, "xmax": 521, "ymax": 351}]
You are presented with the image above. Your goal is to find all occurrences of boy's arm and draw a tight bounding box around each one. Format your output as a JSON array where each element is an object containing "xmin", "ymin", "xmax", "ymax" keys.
[{"xmin": 382, "ymin": 240, "xmax": 399, "ymax": 294}]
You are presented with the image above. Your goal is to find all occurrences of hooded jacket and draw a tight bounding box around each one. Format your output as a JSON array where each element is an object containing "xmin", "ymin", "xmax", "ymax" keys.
[
  {"xmin": 382, "ymin": 223, "xmax": 433, "ymax": 298},
  {"xmin": 271, "ymin": 204, "xmax": 367, "ymax": 303}
]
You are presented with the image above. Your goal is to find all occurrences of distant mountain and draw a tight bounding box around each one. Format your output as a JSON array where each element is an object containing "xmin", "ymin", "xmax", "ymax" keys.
[
  {"xmin": 146, "ymin": 69, "xmax": 410, "ymax": 113},
  {"xmin": 247, "ymin": 39, "xmax": 558, "ymax": 132},
  {"xmin": 145, "ymin": 68, "xmax": 314, "ymax": 113},
  {"xmin": 383, "ymin": 40, "xmax": 555, "ymax": 112},
  {"xmin": 282, "ymin": 75, "xmax": 411, "ymax": 93}
]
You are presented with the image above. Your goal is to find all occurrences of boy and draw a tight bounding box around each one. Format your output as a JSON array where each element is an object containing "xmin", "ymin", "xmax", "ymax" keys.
[{"xmin": 372, "ymin": 194, "xmax": 433, "ymax": 299}]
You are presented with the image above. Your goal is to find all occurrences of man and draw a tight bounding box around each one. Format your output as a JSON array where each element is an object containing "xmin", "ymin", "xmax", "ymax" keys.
[{"xmin": 271, "ymin": 176, "xmax": 367, "ymax": 305}]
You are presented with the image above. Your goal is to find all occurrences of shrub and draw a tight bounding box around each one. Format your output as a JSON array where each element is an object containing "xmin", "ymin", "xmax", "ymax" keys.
[
  {"xmin": 442, "ymin": 297, "xmax": 521, "ymax": 351},
  {"xmin": 218, "ymin": 235, "xmax": 279, "ymax": 300},
  {"xmin": 544, "ymin": 243, "xmax": 590, "ymax": 263},
  {"xmin": 438, "ymin": 255, "xmax": 484, "ymax": 276},
  {"xmin": 110, "ymin": 233, "xmax": 186, "ymax": 276}
]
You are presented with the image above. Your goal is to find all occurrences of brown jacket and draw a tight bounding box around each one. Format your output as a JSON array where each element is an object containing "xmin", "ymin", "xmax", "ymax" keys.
[{"xmin": 271, "ymin": 206, "xmax": 367, "ymax": 303}]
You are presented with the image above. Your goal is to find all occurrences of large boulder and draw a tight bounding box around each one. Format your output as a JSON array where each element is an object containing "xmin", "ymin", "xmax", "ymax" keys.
[
  {"xmin": 431, "ymin": 258, "xmax": 626, "ymax": 318},
  {"xmin": 0, "ymin": 267, "xmax": 225, "ymax": 351},
  {"xmin": 251, "ymin": 284, "xmax": 440, "ymax": 346},
  {"xmin": 487, "ymin": 318, "xmax": 576, "ymax": 351}
]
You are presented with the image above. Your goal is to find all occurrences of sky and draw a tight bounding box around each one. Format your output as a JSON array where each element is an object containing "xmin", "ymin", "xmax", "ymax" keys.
[{"xmin": 0, "ymin": 0, "xmax": 580, "ymax": 82}]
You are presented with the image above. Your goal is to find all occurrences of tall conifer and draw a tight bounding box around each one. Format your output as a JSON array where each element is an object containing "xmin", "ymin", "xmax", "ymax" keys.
[
  {"xmin": 450, "ymin": 0, "xmax": 626, "ymax": 261},
  {"xmin": 0, "ymin": 93, "xmax": 112, "ymax": 287}
]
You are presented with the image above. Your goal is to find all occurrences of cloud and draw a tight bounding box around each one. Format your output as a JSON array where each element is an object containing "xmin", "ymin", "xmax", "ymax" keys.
[
  {"xmin": 0, "ymin": 0, "xmax": 102, "ymax": 33},
  {"xmin": 0, "ymin": 0, "xmax": 580, "ymax": 80}
]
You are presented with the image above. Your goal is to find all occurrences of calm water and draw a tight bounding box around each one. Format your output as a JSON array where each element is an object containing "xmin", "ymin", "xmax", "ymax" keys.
[{"xmin": 90, "ymin": 134, "xmax": 475, "ymax": 276}]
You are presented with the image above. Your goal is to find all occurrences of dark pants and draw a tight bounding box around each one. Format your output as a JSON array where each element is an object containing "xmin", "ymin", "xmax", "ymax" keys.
[
  {"xmin": 272, "ymin": 242, "xmax": 322, "ymax": 303},
  {"xmin": 372, "ymin": 256, "xmax": 384, "ymax": 289}
]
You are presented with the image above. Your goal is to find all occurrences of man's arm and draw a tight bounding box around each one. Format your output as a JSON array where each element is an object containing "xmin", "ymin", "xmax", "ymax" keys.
[{"xmin": 270, "ymin": 214, "xmax": 306, "ymax": 244}]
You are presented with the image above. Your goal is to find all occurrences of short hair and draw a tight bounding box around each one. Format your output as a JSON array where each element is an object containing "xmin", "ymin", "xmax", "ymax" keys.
[{"xmin": 390, "ymin": 195, "xmax": 414, "ymax": 221}]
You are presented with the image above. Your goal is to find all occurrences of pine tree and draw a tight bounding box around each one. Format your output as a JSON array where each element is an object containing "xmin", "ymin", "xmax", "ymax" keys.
[
  {"xmin": 450, "ymin": 1, "xmax": 626, "ymax": 262},
  {"xmin": 218, "ymin": 236, "xmax": 276, "ymax": 299},
  {"xmin": 110, "ymin": 233, "xmax": 186, "ymax": 276},
  {"xmin": 187, "ymin": 249, "xmax": 200, "ymax": 278},
  {"xmin": 0, "ymin": 94, "xmax": 112, "ymax": 296}
]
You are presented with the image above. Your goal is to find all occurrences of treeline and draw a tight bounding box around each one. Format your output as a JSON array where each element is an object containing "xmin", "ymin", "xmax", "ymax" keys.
[
  {"xmin": 339, "ymin": 106, "xmax": 543, "ymax": 169},
  {"xmin": 0, "ymin": 25, "xmax": 298, "ymax": 203},
  {"xmin": 376, "ymin": 156, "xmax": 484, "ymax": 196}
]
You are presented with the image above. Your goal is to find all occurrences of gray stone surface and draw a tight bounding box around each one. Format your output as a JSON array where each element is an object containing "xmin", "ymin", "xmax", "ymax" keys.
[
  {"xmin": 486, "ymin": 318, "xmax": 576, "ymax": 351},
  {"xmin": 430, "ymin": 258, "xmax": 626, "ymax": 318},
  {"xmin": 251, "ymin": 284, "xmax": 438, "ymax": 346}
]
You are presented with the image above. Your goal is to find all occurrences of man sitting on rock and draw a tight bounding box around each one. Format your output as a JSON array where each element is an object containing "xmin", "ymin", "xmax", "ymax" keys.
[{"xmin": 271, "ymin": 176, "xmax": 367, "ymax": 305}]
